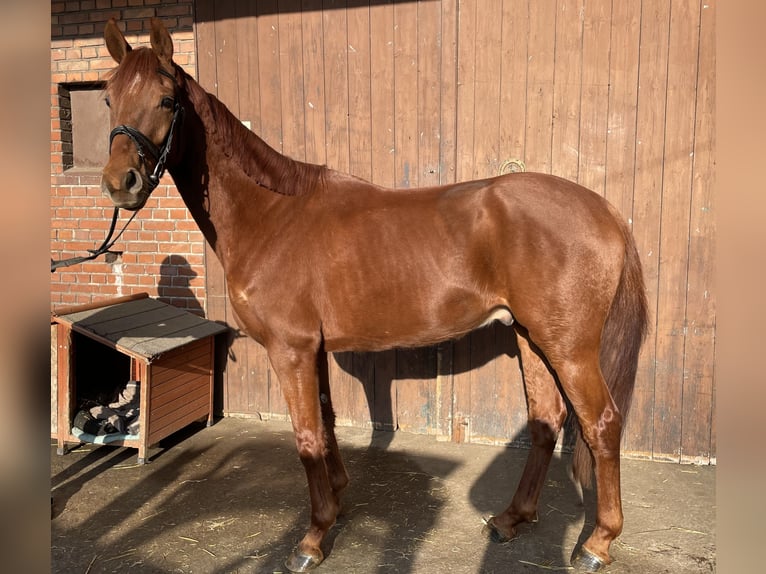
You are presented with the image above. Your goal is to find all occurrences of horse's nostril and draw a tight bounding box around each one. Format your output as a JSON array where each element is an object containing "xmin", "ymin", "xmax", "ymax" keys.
[{"xmin": 125, "ymin": 170, "xmax": 137, "ymax": 191}]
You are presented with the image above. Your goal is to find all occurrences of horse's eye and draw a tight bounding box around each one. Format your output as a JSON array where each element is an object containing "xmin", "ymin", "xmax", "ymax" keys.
[
  {"xmin": 161, "ymin": 97, "xmax": 175, "ymax": 110},
  {"xmin": 104, "ymin": 96, "xmax": 111, "ymax": 108}
]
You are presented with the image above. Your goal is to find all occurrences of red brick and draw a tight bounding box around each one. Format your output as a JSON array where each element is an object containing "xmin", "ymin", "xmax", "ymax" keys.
[
  {"xmin": 157, "ymin": 5, "xmax": 190, "ymax": 17},
  {"xmin": 130, "ymin": 242, "xmax": 159, "ymax": 252},
  {"xmin": 60, "ymin": 12, "xmax": 89, "ymax": 25},
  {"xmin": 123, "ymin": 7, "xmax": 155, "ymax": 19},
  {"xmin": 90, "ymin": 58, "xmax": 117, "ymax": 70},
  {"xmin": 170, "ymin": 231, "xmax": 189, "ymax": 243},
  {"xmin": 142, "ymin": 219, "xmax": 174, "ymax": 231}
]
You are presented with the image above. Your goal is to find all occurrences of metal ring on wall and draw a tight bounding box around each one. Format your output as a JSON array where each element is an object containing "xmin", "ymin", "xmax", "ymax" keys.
[{"xmin": 498, "ymin": 159, "xmax": 526, "ymax": 175}]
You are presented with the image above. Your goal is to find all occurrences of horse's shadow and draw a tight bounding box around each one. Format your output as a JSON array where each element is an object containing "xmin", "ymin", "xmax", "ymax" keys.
[
  {"xmin": 470, "ymin": 430, "xmax": 595, "ymax": 572},
  {"xmin": 331, "ymin": 323, "xmax": 528, "ymax": 450},
  {"xmin": 329, "ymin": 323, "xmax": 590, "ymax": 571}
]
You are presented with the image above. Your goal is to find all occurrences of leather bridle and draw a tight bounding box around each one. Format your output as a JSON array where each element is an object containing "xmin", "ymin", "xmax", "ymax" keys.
[
  {"xmin": 108, "ymin": 67, "xmax": 184, "ymax": 192},
  {"xmin": 51, "ymin": 67, "xmax": 184, "ymax": 272}
]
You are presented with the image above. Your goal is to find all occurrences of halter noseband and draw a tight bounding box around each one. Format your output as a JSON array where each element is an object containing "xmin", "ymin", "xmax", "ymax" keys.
[{"xmin": 108, "ymin": 67, "xmax": 184, "ymax": 192}]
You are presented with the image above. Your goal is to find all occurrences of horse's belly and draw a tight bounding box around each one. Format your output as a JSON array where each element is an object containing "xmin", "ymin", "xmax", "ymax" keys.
[{"xmin": 321, "ymin": 303, "xmax": 514, "ymax": 353}]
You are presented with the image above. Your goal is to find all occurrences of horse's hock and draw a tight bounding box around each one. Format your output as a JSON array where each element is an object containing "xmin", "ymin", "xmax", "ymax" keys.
[{"xmin": 50, "ymin": 293, "xmax": 228, "ymax": 464}]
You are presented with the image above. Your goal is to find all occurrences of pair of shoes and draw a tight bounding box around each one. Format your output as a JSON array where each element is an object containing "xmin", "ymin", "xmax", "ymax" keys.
[{"xmin": 109, "ymin": 380, "xmax": 139, "ymax": 409}]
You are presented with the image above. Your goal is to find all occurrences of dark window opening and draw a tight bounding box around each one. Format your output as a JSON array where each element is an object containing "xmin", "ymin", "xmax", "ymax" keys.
[{"xmin": 59, "ymin": 82, "xmax": 109, "ymax": 171}]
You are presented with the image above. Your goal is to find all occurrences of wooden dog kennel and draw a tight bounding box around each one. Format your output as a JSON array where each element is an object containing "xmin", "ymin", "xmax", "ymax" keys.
[{"xmin": 51, "ymin": 293, "xmax": 228, "ymax": 463}]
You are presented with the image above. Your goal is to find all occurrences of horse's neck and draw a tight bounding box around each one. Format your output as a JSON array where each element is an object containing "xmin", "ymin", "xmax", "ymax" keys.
[
  {"xmin": 183, "ymin": 75, "xmax": 316, "ymax": 194},
  {"xmin": 168, "ymin": 82, "xmax": 285, "ymax": 268}
]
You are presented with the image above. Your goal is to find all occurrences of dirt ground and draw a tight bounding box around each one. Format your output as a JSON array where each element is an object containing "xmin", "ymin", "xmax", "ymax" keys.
[{"xmin": 51, "ymin": 418, "xmax": 715, "ymax": 573}]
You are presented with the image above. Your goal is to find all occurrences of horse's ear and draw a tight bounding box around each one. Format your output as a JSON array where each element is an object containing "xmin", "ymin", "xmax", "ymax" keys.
[
  {"xmin": 104, "ymin": 18, "xmax": 131, "ymax": 63},
  {"xmin": 149, "ymin": 18, "xmax": 174, "ymax": 64}
]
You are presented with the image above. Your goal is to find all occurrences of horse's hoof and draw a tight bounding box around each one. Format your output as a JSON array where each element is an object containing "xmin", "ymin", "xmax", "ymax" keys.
[
  {"xmin": 285, "ymin": 547, "xmax": 324, "ymax": 573},
  {"xmin": 571, "ymin": 547, "xmax": 607, "ymax": 572},
  {"xmin": 481, "ymin": 516, "xmax": 516, "ymax": 544}
]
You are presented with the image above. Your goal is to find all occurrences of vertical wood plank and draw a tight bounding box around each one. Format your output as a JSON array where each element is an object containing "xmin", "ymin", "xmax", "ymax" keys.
[
  {"xmin": 194, "ymin": 1, "xmax": 232, "ymax": 412},
  {"xmin": 468, "ymin": 324, "xmax": 500, "ymax": 443},
  {"xmin": 604, "ymin": 0, "xmax": 640, "ymax": 221},
  {"xmin": 322, "ymin": 2, "xmax": 369, "ymax": 428},
  {"xmin": 346, "ymin": 2, "xmax": 372, "ymax": 180},
  {"xmin": 256, "ymin": 0, "xmax": 284, "ymax": 151},
  {"xmin": 215, "ymin": 2, "xmax": 254, "ymax": 416},
  {"xmin": 368, "ymin": 1, "xmax": 397, "ymax": 429},
  {"xmin": 471, "ymin": 0, "xmax": 503, "ymax": 178},
  {"xmin": 624, "ymin": 0, "xmax": 671, "ymax": 457},
  {"xmin": 301, "ymin": 0, "xmax": 326, "ymax": 166},
  {"xmin": 451, "ymin": 0, "xmax": 478, "ymax": 440},
  {"xmin": 213, "ymin": 1, "xmax": 241, "ymax": 116},
  {"xmin": 256, "ymin": 0, "xmax": 288, "ymax": 418},
  {"xmin": 524, "ymin": 0, "xmax": 556, "ymax": 174},
  {"xmin": 652, "ymin": 0, "xmax": 701, "ymax": 461},
  {"xmin": 417, "ymin": 0, "xmax": 442, "ymax": 186},
  {"xmin": 436, "ymin": 0, "xmax": 459, "ymax": 438},
  {"xmin": 680, "ymin": 0, "xmax": 715, "ymax": 464},
  {"xmin": 370, "ymin": 0, "xmax": 395, "ymax": 186},
  {"xmin": 193, "ymin": 0, "xmax": 223, "ymax": 315},
  {"xmin": 323, "ymin": 1, "xmax": 351, "ymax": 174},
  {"xmin": 278, "ymin": 0, "xmax": 307, "ymax": 160},
  {"xmin": 239, "ymin": 2, "xmax": 273, "ymax": 416},
  {"xmin": 393, "ymin": 1, "xmax": 418, "ymax": 188},
  {"xmin": 577, "ymin": 0, "xmax": 611, "ymax": 193},
  {"xmin": 235, "ymin": 2, "xmax": 260, "ymax": 130},
  {"xmin": 438, "ymin": 0, "xmax": 458, "ymax": 185},
  {"xmin": 465, "ymin": 0, "xmax": 510, "ymax": 443},
  {"xmin": 454, "ymin": 0, "xmax": 476, "ymax": 183},
  {"xmin": 623, "ymin": 0, "xmax": 670, "ymax": 457},
  {"xmin": 391, "ymin": 1, "xmax": 431, "ymax": 432},
  {"xmin": 498, "ymin": 0, "xmax": 528, "ymax": 166},
  {"xmin": 551, "ymin": 0, "xmax": 583, "ymax": 181}
]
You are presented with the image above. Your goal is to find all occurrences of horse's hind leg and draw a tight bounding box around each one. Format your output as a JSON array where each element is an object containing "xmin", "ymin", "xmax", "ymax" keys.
[
  {"xmin": 317, "ymin": 349, "xmax": 349, "ymax": 495},
  {"xmin": 554, "ymin": 353, "xmax": 624, "ymax": 571},
  {"xmin": 486, "ymin": 329, "xmax": 567, "ymax": 541}
]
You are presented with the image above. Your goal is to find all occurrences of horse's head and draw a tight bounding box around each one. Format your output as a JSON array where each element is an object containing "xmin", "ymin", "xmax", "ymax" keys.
[{"xmin": 101, "ymin": 18, "xmax": 183, "ymax": 211}]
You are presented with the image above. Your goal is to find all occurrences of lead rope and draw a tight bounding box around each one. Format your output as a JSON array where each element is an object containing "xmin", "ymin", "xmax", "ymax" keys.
[{"xmin": 50, "ymin": 207, "xmax": 138, "ymax": 272}]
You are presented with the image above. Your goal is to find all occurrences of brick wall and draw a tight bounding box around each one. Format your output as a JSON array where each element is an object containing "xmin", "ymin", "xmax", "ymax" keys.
[{"xmin": 50, "ymin": 0, "xmax": 207, "ymax": 315}]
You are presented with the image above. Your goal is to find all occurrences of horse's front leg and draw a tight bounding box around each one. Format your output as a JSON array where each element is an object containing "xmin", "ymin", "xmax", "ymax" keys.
[{"xmin": 268, "ymin": 342, "xmax": 342, "ymax": 573}]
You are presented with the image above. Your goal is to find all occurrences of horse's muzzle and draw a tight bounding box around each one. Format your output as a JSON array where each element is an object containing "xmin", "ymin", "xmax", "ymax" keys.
[{"xmin": 101, "ymin": 167, "xmax": 150, "ymax": 211}]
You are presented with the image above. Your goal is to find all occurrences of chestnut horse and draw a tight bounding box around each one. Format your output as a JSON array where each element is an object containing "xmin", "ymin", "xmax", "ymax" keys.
[{"xmin": 99, "ymin": 18, "xmax": 648, "ymax": 573}]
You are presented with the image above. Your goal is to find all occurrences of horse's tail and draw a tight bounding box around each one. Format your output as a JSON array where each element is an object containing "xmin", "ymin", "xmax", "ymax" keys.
[{"xmin": 572, "ymin": 215, "xmax": 649, "ymax": 488}]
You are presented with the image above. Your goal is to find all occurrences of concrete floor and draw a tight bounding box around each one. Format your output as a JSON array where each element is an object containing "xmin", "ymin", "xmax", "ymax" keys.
[{"xmin": 51, "ymin": 417, "xmax": 715, "ymax": 573}]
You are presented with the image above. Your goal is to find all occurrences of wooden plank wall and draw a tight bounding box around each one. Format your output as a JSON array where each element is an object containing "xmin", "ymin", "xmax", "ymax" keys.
[{"xmin": 194, "ymin": 0, "xmax": 716, "ymax": 462}]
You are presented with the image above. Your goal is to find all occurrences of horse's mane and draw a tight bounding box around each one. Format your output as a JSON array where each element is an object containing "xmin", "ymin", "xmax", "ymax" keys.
[
  {"xmin": 108, "ymin": 47, "xmax": 322, "ymax": 197},
  {"xmin": 178, "ymin": 64, "xmax": 323, "ymax": 197}
]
